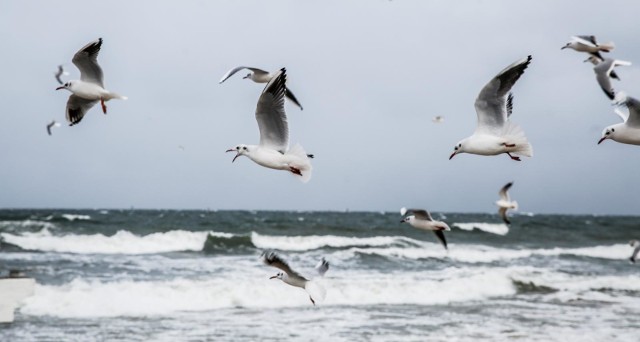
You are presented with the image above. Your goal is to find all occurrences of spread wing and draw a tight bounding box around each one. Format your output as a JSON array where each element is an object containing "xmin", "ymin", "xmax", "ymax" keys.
[
  {"xmin": 499, "ymin": 182, "xmax": 513, "ymax": 201},
  {"xmin": 474, "ymin": 56, "xmax": 532, "ymax": 134},
  {"xmin": 404, "ymin": 209, "xmax": 433, "ymax": 221},
  {"xmin": 621, "ymin": 96, "xmax": 640, "ymax": 128},
  {"xmin": 498, "ymin": 207, "xmax": 510, "ymax": 225},
  {"xmin": 72, "ymin": 38, "xmax": 104, "ymax": 87},
  {"xmin": 315, "ymin": 258, "xmax": 329, "ymax": 277},
  {"xmin": 262, "ymin": 251, "xmax": 307, "ymax": 281},
  {"xmin": 219, "ymin": 66, "xmax": 269, "ymax": 84},
  {"xmin": 432, "ymin": 230, "xmax": 448, "ymax": 250},
  {"xmin": 285, "ymin": 86, "xmax": 304, "ymax": 110},
  {"xmin": 255, "ymin": 68, "xmax": 288, "ymax": 152},
  {"xmin": 66, "ymin": 95, "xmax": 98, "ymax": 126},
  {"xmin": 574, "ymin": 35, "xmax": 598, "ymax": 46}
]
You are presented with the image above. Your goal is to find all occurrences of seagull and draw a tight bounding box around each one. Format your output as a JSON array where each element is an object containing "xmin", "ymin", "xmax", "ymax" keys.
[
  {"xmin": 226, "ymin": 68, "xmax": 313, "ymax": 182},
  {"xmin": 584, "ymin": 56, "xmax": 620, "ymax": 81},
  {"xmin": 432, "ymin": 116, "xmax": 444, "ymax": 123},
  {"xmin": 400, "ymin": 207, "xmax": 450, "ymax": 250},
  {"xmin": 54, "ymin": 65, "xmax": 69, "ymax": 85},
  {"xmin": 598, "ymin": 92, "xmax": 640, "ymax": 146},
  {"xmin": 496, "ymin": 182, "xmax": 518, "ymax": 224},
  {"xmin": 46, "ymin": 120, "xmax": 61, "ymax": 136},
  {"xmin": 262, "ymin": 251, "xmax": 329, "ymax": 305},
  {"xmin": 630, "ymin": 240, "xmax": 640, "ymax": 263},
  {"xmin": 561, "ymin": 35, "xmax": 615, "ymax": 60},
  {"xmin": 450, "ymin": 56, "xmax": 533, "ymax": 161},
  {"xmin": 55, "ymin": 38, "xmax": 127, "ymax": 126},
  {"xmin": 592, "ymin": 58, "xmax": 631, "ymax": 100},
  {"xmin": 219, "ymin": 66, "xmax": 304, "ymax": 110}
]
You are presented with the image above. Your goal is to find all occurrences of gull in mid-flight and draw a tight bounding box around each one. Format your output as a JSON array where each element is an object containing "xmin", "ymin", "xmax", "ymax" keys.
[
  {"xmin": 432, "ymin": 116, "xmax": 444, "ymax": 123},
  {"xmin": 584, "ymin": 56, "xmax": 620, "ymax": 81},
  {"xmin": 450, "ymin": 56, "xmax": 533, "ymax": 161},
  {"xmin": 226, "ymin": 68, "xmax": 313, "ymax": 182},
  {"xmin": 56, "ymin": 38, "xmax": 127, "ymax": 126},
  {"xmin": 592, "ymin": 58, "xmax": 631, "ymax": 100},
  {"xmin": 400, "ymin": 207, "xmax": 450, "ymax": 250},
  {"xmin": 219, "ymin": 66, "xmax": 303, "ymax": 110},
  {"xmin": 599, "ymin": 92, "xmax": 640, "ymax": 146},
  {"xmin": 54, "ymin": 65, "xmax": 69, "ymax": 85},
  {"xmin": 629, "ymin": 240, "xmax": 640, "ymax": 263},
  {"xmin": 262, "ymin": 251, "xmax": 329, "ymax": 305},
  {"xmin": 561, "ymin": 35, "xmax": 614, "ymax": 60},
  {"xmin": 496, "ymin": 182, "xmax": 518, "ymax": 224},
  {"xmin": 46, "ymin": 120, "xmax": 61, "ymax": 136}
]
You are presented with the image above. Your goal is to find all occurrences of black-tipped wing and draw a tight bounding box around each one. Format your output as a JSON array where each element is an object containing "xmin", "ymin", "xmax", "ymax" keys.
[
  {"xmin": 499, "ymin": 182, "xmax": 513, "ymax": 201},
  {"xmin": 315, "ymin": 258, "xmax": 329, "ymax": 277},
  {"xmin": 405, "ymin": 209, "xmax": 433, "ymax": 221},
  {"xmin": 631, "ymin": 245, "xmax": 640, "ymax": 263},
  {"xmin": 55, "ymin": 65, "xmax": 65, "ymax": 85},
  {"xmin": 576, "ymin": 35, "xmax": 598, "ymax": 46},
  {"xmin": 66, "ymin": 95, "xmax": 98, "ymax": 126},
  {"xmin": 262, "ymin": 251, "xmax": 307, "ymax": 281},
  {"xmin": 285, "ymin": 86, "xmax": 304, "ymax": 110},
  {"xmin": 256, "ymin": 68, "xmax": 288, "ymax": 152},
  {"xmin": 219, "ymin": 66, "xmax": 269, "ymax": 84},
  {"xmin": 594, "ymin": 60, "xmax": 615, "ymax": 100},
  {"xmin": 72, "ymin": 38, "xmax": 104, "ymax": 87},
  {"xmin": 498, "ymin": 207, "xmax": 510, "ymax": 225},
  {"xmin": 474, "ymin": 56, "xmax": 532, "ymax": 134},
  {"xmin": 433, "ymin": 230, "xmax": 448, "ymax": 250}
]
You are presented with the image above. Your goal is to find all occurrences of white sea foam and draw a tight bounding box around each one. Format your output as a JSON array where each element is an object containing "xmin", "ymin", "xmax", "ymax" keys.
[
  {"xmin": 61, "ymin": 214, "xmax": 91, "ymax": 221},
  {"xmin": 0, "ymin": 220, "xmax": 57, "ymax": 231},
  {"xmin": 0, "ymin": 229, "xmax": 233, "ymax": 254},
  {"xmin": 453, "ymin": 222, "xmax": 509, "ymax": 235},
  {"xmin": 251, "ymin": 232, "xmax": 418, "ymax": 251}
]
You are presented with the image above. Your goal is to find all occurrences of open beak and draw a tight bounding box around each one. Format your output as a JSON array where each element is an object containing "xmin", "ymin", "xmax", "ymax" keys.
[
  {"xmin": 242, "ymin": 75, "xmax": 250, "ymax": 79},
  {"xmin": 449, "ymin": 151, "xmax": 457, "ymax": 160},
  {"xmin": 400, "ymin": 220, "xmax": 405, "ymax": 223},
  {"xmin": 598, "ymin": 137, "xmax": 607, "ymax": 145},
  {"xmin": 269, "ymin": 275, "xmax": 277, "ymax": 279},
  {"xmin": 55, "ymin": 86, "xmax": 65, "ymax": 90},
  {"xmin": 225, "ymin": 149, "xmax": 240, "ymax": 162}
]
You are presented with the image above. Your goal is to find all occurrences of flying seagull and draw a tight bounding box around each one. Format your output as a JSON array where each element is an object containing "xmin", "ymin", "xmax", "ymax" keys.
[
  {"xmin": 400, "ymin": 207, "xmax": 450, "ymax": 250},
  {"xmin": 450, "ymin": 56, "xmax": 533, "ymax": 161},
  {"xmin": 495, "ymin": 182, "xmax": 518, "ymax": 224},
  {"xmin": 630, "ymin": 240, "xmax": 640, "ymax": 263},
  {"xmin": 584, "ymin": 56, "xmax": 620, "ymax": 81},
  {"xmin": 54, "ymin": 65, "xmax": 69, "ymax": 85},
  {"xmin": 598, "ymin": 92, "xmax": 640, "ymax": 146},
  {"xmin": 55, "ymin": 38, "xmax": 127, "ymax": 126},
  {"xmin": 592, "ymin": 58, "xmax": 631, "ymax": 100},
  {"xmin": 219, "ymin": 66, "xmax": 304, "ymax": 110},
  {"xmin": 226, "ymin": 68, "xmax": 313, "ymax": 182},
  {"xmin": 561, "ymin": 35, "xmax": 615, "ymax": 60},
  {"xmin": 46, "ymin": 120, "xmax": 61, "ymax": 136},
  {"xmin": 432, "ymin": 116, "xmax": 444, "ymax": 123},
  {"xmin": 262, "ymin": 251, "xmax": 329, "ymax": 305}
]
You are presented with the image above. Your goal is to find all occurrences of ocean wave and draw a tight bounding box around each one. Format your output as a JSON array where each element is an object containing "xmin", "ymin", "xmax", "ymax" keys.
[
  {"xmin": 61, "ymin": 214, "xmax": 91, "ymax": 221},
  {"xmin": 0, "ymin": 228, "xmax": 233, "ymax": 254},
  {"xmin": 453, "ymin": 222, "xmax": 509, "ymax": 235},
  {"xmin": 0, "ymin": 220, "xmax": 57, "ymax": 232},
  {"xmin": 251, "ymin": 232, "xmax": 419, "ymax": 251}
]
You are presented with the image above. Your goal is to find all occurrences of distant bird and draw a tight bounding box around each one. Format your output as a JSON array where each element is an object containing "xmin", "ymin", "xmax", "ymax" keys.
[
  {"xmin": 54, "ymin": 65, "xmax": 69, "ymax": 85},
  {"xmin": 592, "ymin": 58, "xmax": 631, "ymax": 100},
  {"xmin": 561, "ymin": 35, "xmax": 615, "ymax": 60},
  {"xmin": 219, "ymin": 66, "xmax": 304, "ymax": 110},
  {"xmin": 178, "ymin": 145, "xmax": 185, "ymax": 151},
  {"xmin": 226, "ymin": 68, "xmax": 313, "ymax": 182},
  {"xmin": 400, "ymin": 207, "xmax": 450, "ymax": 250},
  {"xmin": 262, "ymin": 251, "xmax": 329, "ymax": 305},
  {"xmin": 450, "ymin": 56, "xmax": 533, "ymax": 161},
  {"xmin": 495, "ymin": 182, "xmax": 518, "ymax": 224},
  {"xmin": 432, "ymin": 116, "xmax": 444, "ymax": 123},
  {"xmin": 55, "ymin": 38, "xmax": 127, "ymax": 126},
  {"xmin": 584, "ymin": 56, "xmax": 620, "ymax": 81},
  {"xmin": 629, "ymin": 240, "xmax": 640, "ymax": 263},
  {"xmin": 598, "ymin": 92, "xmax": 640, "ymax": 146},
  {"xmin": 46, "ymin": 120, "xmax": 61, "ymax": 136}
]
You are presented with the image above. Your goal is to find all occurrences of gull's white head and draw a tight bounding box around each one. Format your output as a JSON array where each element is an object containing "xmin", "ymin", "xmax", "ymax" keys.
[
  {"xmin": 449, "ymin": 139, "xmax": 467, "ymax": 159},
  {"xmin": 55, "ymin": 80, "xmax": 76, "ymax": 92},
  {"xmin": 242, "ymin": 73, "xmax": 252, "ymax": 80},
  {"xmin": 226, "ymin": 144, "xmax": 251, "ymax": 162},
  {"xmin": 400, "ymin": 216, "xmax": 414, "ymax": 224},
  {"xmin": 269, "ymin": 272, "xmax": 284, "ymax": 280},
  {"xmin": 630, "ymin": 240, "xmax": 639, "ymax": 247},
  {"xmin": 561, "ymin": 42, "xmax": 574, "ymax": 50},
  {"xmin": 598, "ymin": 125, "xmax": 618, "ymax": 145}
]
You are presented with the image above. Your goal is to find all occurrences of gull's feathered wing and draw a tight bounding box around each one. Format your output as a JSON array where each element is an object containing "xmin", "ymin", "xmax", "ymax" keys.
[
  {"xmin": 66, "ymin": 95, "xmax": 98, "ymax": 126},
  {"xmin": 72, "ymin": 38, "xmax": 104, "ymax": 87},
  {"xmin": 219, "ymin": 66, "xmax": 269, "ymax": 84},
  {"xmin": 499, "ymin": 182, "xmax": 513, "ymax": 202},
  {"xmin": 255, "ymin": 68, "xmax": 289, "ymax": 153},
  {"xmin": 262, "ymin": 251, "xmax": 308, "ymax": 282}
]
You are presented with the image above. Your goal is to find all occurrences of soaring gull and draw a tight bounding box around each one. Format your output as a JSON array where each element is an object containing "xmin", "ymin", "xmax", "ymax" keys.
[
  {"xmin": 400, "ymin": 207, "xmax": 450, "ymax": 250},
  {"xmin": 262, "ymin": 251, "xmax": 329, "ymax": 305},
  {"xmin": 219, "ymin": 66, "xmax": 304, "ymax": 110}
]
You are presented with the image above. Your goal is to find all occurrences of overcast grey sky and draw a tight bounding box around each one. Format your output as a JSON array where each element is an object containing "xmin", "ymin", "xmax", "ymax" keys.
[{"xmin": 1, "ymin": 0, "xmax": 639, "ymax": 214}]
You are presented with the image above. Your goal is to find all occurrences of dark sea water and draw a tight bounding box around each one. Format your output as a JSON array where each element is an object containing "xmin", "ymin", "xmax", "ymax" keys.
[{"xmin": 0, "ymin": 209, "xmax": 638, "ymax": 341}]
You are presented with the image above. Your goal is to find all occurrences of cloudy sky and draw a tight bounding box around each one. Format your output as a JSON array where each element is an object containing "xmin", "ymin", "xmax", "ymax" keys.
[{"xmin": 1, "ymin": 0, "xmax": 639, "ymax": 214}]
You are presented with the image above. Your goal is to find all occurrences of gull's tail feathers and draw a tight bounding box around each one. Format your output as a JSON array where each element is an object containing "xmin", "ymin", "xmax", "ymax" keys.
[
  {"xmin": 304, "ymin": 280, "xmax": 326, "ymax": 305},
  {"xmin": 287, "ymin": 143, "xmax": 313, "ymax": 183},
  {"xmin": 503, "ymin": 122, "xmax": 533, "ymax": 157},
  {"xmin": 106, "ymin": 92, "xmax": 128, "ymax": 101},
  {"xmin": 598, "ymin": 42, "xmax": 615, "ymax": 52},
  {"xmin": 512, "ymin": 201, "xmax": 519, "ymax": 211}
]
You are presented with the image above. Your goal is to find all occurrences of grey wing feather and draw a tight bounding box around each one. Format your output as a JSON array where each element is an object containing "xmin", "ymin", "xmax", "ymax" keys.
[
  {"xmin": 499, "ymin": 182, "xmax": 513, "ymax": 201},
  {"xmin": 405, "ymin": 209, "xmax": 432, "ymax": 221},
  {"xmin": 256, "ymin": 68, "xmax": 288, "ymax": 152},
  {"xmin": 72, "ymin": 38, "xmax": 104, "ymax": 87},
  {"xmin": 474, "ymin": 56, "xmax": 532, "ymax": 133},
  {"xmin": 262, "ymin": 251, "xmax": 307, "ymax": 281},
  {"xmin": 432, "ymin": 230, "xmax": 448, "ymax": 250},
  {"xmin": 315, "ymin": 258, "xmax": 329, "ymax": 277},
  {"xmin": 576, "ymin": 35, "xmax": 598, "ymax": 45},
  {"xmin": 498, "ymin": 207, "xmax": 510, "ymax": 225},
  {"xmin": 631, "ymin": 245, "xmax": 640, "ymax": 263},
  {"xmin": 594, "ymin": 61, "xmax": 615, "ymax": 100},
  {"xmin": 55, "ymin": 65, "xmax": 64, "ymax": 85},
  {"xmin": 622, "ymin": 96, "xmax": 640, "ymax": 127},
  {"xmin": 285, "ymin": 86, "xmax": 304, "ymax": 110},
  {"xmin": 219, "ymin": 66, "xmax": 269, "ymax": 84},
  {"xmin": 66, "ymin": 95, "xmax": 98, "ymax": 126},
  {"xmin": 46, "ymin": 122, "xmax": 54, "ymax": 135}
]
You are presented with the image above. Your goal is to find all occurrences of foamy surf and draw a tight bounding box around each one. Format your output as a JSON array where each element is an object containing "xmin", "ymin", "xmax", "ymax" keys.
[
  {"xmin": 453, "ymin": 222, "xmax": 509, "ymax": 235},
  {"xmin": 250, "ymin": 232, "xmax": 420, "ymax": 251}
]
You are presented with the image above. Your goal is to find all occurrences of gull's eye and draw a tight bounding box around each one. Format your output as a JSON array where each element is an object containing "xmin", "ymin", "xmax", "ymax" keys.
[
  {"xmin": 611, "ymin": 128, "xmax": 615, "ymax": 132},
  {"xmin": 454, "ymin": 147, "xmax": 458, "ymax": 151},
  {"xmin": 236, "ymin": 146, "xmax": 240, "ymax": 150},
  {"xmin": 458, "ymin": 144, "xmax": 461, "ymax": 147},
  {"xmin": 243, "ymin": 146, "xmax": 247, "ymax": 151}
]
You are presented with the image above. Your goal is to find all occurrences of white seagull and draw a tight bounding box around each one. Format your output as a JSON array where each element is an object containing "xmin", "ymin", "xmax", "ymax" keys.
[
  {"xmin": 450, "ymin": 56, "xmax": 533, "ymax": 161},
  {"xmin": 561, "ymin": 35, "xmax": 615, "ymax": 60},
  {"xmin": 54, "ymin": 65, "xmax": 69, "ymax": 85},
  {"xmin": 55, "ymin": 38, "xmax": 127, "ymax": 126},
  {"xmin": 46, "ymin": 120, "xmax": 61, "ymax": 136},
  {"xmin": 226, "ymin": 68, "xmax": 313, "ymax": 182},
  {"xmin": 592, "ymin": 58, "xmax": 631, "ymax": 100},
  {"xmin": 400, "ymin": 207, "xmax": 450, "ymax": 250},
  {"xmin": 599, "ymin": 92, "xmax": 640, "ymax": 146},
  {"xmin": 219, "ymin": 66, "xmax": 304, "ymax": 110},
  {"xmin": 584, "ymin": 56, "xmax": 620, "ymax": 81},
  {"xmin": 262, "ymin": 251, "xmax": 329, "ymax": 305},
  {"xmin": 630, "ymin": 240, "xmax": 640, "ymax": 263},
  {"xmin": 432, "ymin": 116, "xmax": 444, "ymax": 124},
  {"xmin": 496, "ymin": 182, "xmax": 518, "ymax": 224}
]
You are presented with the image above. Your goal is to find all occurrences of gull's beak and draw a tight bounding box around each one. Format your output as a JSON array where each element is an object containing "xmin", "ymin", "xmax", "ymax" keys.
[
  {"xmin": 242, "ymin": 75, "xmax": 250, "ymax": 79},
  {"xmin": 55, "ymin": 86, "xmax": 65, "ymax": 90},
  {"xmin": 225, "ymin": 149, "xmax": 240, "ymax": 162},
  {"xmin": 449, "ymin": 151, "xmax": 457, "ymax": 160},
  {"xmin": 561, "ymin": 45, "xmax": 567, "ymax": 50},
  {"xmin": 583, "ymin": 58, "xmax": 590, "ymax": 63},
  {"xmin": 598, "ymin": 137, "xmax": 607, "ymax": 145},
  {"xmin": 269, "ymin": 275, "xmax": 277, "ymax": 279},
  {"xmin": 400, "ymin": 220, "xmax": 405, "ymax": 223}
]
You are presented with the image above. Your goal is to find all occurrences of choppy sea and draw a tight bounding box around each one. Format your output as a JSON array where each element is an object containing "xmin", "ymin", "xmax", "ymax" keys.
[{"xmin": 0, "ymin": 209, "xmax": 638, "ymax": 341}]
